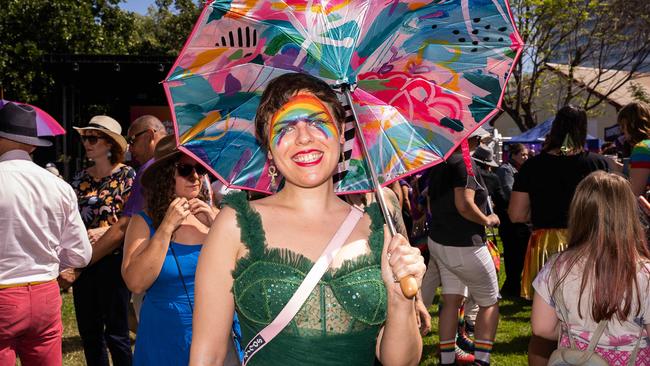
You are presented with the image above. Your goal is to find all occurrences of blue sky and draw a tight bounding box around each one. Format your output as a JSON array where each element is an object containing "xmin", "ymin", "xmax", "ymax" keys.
[{"xmin": 118, "ymin": 0, "xmax": 156, "ymax": 15}]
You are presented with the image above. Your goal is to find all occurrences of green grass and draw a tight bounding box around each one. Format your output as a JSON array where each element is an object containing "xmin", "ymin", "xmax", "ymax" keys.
[
  {"xmin": 55, "ymin": 234, "xmax": 531, "ymax": 365},
  {"xmin": 418, "ymin": 295, "xmax": 532, "ymax": 365}
]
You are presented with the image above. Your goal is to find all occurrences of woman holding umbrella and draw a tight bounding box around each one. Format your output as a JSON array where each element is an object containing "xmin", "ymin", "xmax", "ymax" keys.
[{"xmin": 190, "ymin": 73, "xmax": 426, "ymax": 366}]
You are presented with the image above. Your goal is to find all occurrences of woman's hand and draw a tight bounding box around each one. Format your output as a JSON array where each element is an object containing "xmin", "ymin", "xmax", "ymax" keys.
[
  {"xmin": 381, "ymin": 225, "xmax": 426, "ymax": 301},
  {"xmin": 188, "ymin": 198, "xmax": 217, "ymax": 227},
  {"xmin": 161, "ymin": 197, "xmax": 191, "ymax": 232},
  {"xmin": 87, "ymin": 226, "xmax": 109, "ymax": 245}
]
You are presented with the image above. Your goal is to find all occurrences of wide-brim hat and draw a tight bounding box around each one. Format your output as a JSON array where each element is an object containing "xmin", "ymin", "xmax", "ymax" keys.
[
  {"xmin": 73, "ymin": 115, "xmax": 127, "ymax": 152},
  {"xmin": 472, "ymin": 145, "xmax": 499, "ymax": 167},
  {"xmin": 469, "ymin": 125, "xmax": 491, "ymax": 139},
  {"xmin": 140, "ymin": 134, "xmax": 181, "ymax": 188},
  {"xmin": 0, "ymin": 102, "xmax": 52, "ymax": 147}
]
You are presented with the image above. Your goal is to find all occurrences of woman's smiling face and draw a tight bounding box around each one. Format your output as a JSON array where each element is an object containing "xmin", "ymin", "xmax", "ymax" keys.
[{"xmin": 268, "ymin": 93, "xmax": 342, "ymax": 188}]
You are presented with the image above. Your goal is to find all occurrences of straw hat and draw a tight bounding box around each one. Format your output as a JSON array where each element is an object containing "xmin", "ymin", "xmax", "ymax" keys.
[
  {"xmin": 73, "ymin": 116, "xmax": 127, "ymax": 152},
  {"xmin": 139, "ymin": 135, "xmax": 181, "ymax": 188}
]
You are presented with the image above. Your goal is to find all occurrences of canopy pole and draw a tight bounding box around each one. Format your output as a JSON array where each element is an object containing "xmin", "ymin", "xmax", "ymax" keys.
[{"xmin": 343, "ymin": 87, "xmax": 418, "ymax": 299}]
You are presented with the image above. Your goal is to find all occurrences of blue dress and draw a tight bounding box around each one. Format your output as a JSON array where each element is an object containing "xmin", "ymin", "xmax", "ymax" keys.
[
  {"xmin": 133, "ymin": 212, "xmax": 245, "ymax": 365},
  {"xmin": 133, "ymin": 212, "xmax": 201, "ymax": 365}
]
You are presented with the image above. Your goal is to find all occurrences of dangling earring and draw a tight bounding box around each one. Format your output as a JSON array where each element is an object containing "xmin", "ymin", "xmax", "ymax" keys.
[
  {"xmin": 268, "ymin": 163, "xmax": 278, "ymax": 186},
  {"xmin": 107, "ymin": 151, "xmax": 112, "ymax": 158}
]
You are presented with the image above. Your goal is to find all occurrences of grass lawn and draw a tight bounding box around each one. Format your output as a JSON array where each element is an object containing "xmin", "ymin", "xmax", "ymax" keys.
[{"xmin": 57, "ymin": 236, "xmax": 532, "ymax": 365}]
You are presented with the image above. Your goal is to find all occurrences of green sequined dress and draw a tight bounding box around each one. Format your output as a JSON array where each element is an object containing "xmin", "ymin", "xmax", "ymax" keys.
[{"xmin": 224, "ymin": 192, "xmax": 388, "ymax": 366}]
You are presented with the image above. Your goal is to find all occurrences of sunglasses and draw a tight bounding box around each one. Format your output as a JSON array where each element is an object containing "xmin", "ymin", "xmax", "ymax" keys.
[
  {"xmin": 175, "ymin": 163, "xmax": 208, "ymax": 178},
  {"xmin": 81, "ymin": 135, "xmax": 106, "ymax": 145},
  {"xmin": 126, "ymin": 129, "xmax": 152, "ymax": 145}
]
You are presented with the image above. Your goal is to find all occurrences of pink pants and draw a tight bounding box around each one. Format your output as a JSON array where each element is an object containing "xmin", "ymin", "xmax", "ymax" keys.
[{"xmin": 0, "ymin": 281, "xmax": 62, "ymax": 366}]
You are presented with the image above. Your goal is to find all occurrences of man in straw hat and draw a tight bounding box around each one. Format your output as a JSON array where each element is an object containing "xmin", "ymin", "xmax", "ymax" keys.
[{"xmin": 0, "ymin": 102, "xmax": 92, "ymax": 365}]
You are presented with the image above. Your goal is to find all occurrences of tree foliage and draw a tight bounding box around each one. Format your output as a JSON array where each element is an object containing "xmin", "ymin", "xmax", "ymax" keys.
[
  {"xmin": 504, "ymin": 0, "xmax": 650, "ymax": 131},
  {"xmin": 0, "ymin": 0, "xmax": 200, "ymax": 102}
]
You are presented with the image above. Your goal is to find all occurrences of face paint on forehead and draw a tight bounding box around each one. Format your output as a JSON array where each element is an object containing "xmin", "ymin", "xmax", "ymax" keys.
[{"xmin": 269, "ymin": 94, "xmax": 339, "ymax": 147}]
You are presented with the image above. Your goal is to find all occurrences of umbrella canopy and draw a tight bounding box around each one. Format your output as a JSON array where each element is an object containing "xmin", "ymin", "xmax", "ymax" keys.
[
  {"xmin": 164, "ymin": 0, "xmax": 523, "ymax": 194},
  {"xmin": 508, "ymin": 117, "xmax": 599, "ymax": 144},
  {"xmin": 0, "ymin": 99, "xmax": 65, "ymax": 136}
]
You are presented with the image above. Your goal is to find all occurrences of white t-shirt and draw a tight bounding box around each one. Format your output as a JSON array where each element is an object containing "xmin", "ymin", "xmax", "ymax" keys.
[{"xmin": 533, "ymin": 254, "xmax": 650, "ymax": 351}]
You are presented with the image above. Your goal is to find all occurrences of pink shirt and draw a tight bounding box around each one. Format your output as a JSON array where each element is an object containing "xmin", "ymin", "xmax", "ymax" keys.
[{"xmin": 0, "ymin": 150, "xmax": 91, "ymax": 285}]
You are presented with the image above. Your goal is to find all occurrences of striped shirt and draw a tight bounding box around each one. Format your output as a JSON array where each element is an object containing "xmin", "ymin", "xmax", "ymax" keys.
[{"xmin": 630, "ymin": 139, "xmax": 650, "ymax": 170}]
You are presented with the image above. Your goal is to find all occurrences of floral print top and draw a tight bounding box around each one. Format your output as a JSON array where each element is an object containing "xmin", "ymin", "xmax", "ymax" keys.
[
  {"xmin": 533, "ymin": 255, "xmax": 650, "ymax": 351},
  {"xmin": 71, "ymin": 165, "xmax": 135, "ymax": 229}
]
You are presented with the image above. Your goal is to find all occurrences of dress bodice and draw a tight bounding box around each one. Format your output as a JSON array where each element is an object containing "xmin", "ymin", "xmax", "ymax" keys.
[
  {"xmin": 138, "ymin": 212, "xmax": 201, "ymax": 306},
  {"xmin": 225, "ymin": 192, "xmax": 387, "ymax": 365}
]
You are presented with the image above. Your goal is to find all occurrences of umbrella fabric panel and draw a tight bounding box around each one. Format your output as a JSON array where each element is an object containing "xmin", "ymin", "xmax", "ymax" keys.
[
  {"xmin": 164, "ymin": 0, "xmax": 523, "ymax": 193},
  {"xmin": 335, "ymin": 88, "xmax": 444, "ymax": 192},
  {"xmin": 168, "ymin": 64, "xmax": 292, "ymax": 192}
]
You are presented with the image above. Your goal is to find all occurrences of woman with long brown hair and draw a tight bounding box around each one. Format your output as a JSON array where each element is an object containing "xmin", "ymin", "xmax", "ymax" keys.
[
  {"xmin": 617, "ymin": 102, "xmax": 650, "ymax": 196},
  {"xmin": 509, "ymin": 105, "xmax": 609, "ymax": 365},
  {"xmin": 531, "ymin": 171, "xmax": 650, "ymax": 364}
]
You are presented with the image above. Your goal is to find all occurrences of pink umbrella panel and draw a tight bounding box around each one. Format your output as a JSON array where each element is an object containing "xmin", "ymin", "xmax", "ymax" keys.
[{"xmin": 0, "ymin": 99, "xmax": 65, "ymax": 136}]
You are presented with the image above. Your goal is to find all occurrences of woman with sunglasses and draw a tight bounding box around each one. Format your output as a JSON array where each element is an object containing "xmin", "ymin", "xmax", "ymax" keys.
[
  {"xmin": 190, "ymin": 73, "xmax": 425, "ymax": 366},
  {"xmin": 122, "ymin": 135, "xmax": 242, "ymax": 366},
  {"xmin": 69, "ymin": 116, "xmax": 135, "ymax": 365}
]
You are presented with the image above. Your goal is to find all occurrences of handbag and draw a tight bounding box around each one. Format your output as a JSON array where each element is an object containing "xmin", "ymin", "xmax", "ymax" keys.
[
  {"xmin": 547, "ymin": 277, "xmax": 643, "ymax": 366},
  {"xmin": 241, "ymin": 207, "xmax": 364, "ymax": 365}
]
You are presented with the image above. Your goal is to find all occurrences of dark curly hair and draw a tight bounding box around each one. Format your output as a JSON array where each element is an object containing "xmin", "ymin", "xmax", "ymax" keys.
[
  {"xmin": 142, "ymin": 156, "xmax": 208, "ymax": 229},
  {"xmin": 254, "ymin": 73, "xmax": 346, "ymax": 150}
]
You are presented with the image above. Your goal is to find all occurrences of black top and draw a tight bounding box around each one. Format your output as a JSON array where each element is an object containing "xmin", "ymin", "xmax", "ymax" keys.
[
  {"xmin": 512, "ymin": 151, "xmax": 608, "ymax": 229},
  {"xmin": 428, "ymin": 152, "xmax": 488, "ymax": 246}
]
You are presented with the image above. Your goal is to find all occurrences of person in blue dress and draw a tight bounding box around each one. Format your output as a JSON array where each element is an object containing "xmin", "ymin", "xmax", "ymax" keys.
[{"xmin": 122, "ymin": 135, "xmax": 242, "ymax": 365}]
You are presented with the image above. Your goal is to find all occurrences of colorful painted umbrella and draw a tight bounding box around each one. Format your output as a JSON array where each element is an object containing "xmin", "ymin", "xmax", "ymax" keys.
[
  {"xmin": 165, "ymin": 0, "xmax": 522, "ymax": 198},
  {"xmin": 0, "ymin": 99, "xmax": 65, "ymax": 136}
]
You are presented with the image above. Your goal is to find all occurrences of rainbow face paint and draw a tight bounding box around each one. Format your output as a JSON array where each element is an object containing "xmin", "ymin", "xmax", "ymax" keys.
[{"xmin": 269, "ymin": 94, "xmax": 339, "ymax": 148}]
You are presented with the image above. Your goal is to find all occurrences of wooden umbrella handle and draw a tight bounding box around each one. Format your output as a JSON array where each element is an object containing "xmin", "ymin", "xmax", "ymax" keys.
[{"xmin": 400, "ymin": 275, "xmax": 419, "ymax": 299}]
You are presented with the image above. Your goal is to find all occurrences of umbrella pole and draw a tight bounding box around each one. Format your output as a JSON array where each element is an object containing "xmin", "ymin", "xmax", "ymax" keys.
[
  {"xmin": 343, "ymin": 88, "xmax": 418, "ymax": 299},
  {"xmin": 342, "ymin": 89, "xmax": 397, "ymax": 236}
]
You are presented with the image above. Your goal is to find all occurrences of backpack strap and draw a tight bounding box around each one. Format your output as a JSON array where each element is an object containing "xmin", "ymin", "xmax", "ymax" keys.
[
  {"xmin": 627, "ymin": 320, "xmax": 645, "ymax": 366},
  {"xmin": 554, "ymin": 280, "xmax": 606, "ymax": 363},
  {"xmin": 552, "ymin": 262, "xmax": 646, "ymax": 366}
]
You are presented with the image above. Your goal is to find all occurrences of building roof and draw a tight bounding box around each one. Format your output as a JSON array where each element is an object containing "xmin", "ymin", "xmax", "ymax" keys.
[{"xmin": 546, "ymin": 63, "xmax": 650, "ymax": 108}]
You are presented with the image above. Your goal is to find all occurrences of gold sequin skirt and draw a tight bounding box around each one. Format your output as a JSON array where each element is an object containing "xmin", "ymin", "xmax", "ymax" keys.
[{"xmin": 520, "ymin": 228, "xmax": 568, "ymax": 300}]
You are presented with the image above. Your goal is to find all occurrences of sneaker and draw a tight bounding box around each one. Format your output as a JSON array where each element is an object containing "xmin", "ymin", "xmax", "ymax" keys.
[
  {"xmin": 455, "ymin": 346, "xmax": 475, "ymax": 365},
  {"xmin": 465, "ymin": 321, "xmax": 475, "ymax": 337},
  {"xmin": 456, "ymin": 325, "xmax": 475, "ymax": 353}
]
